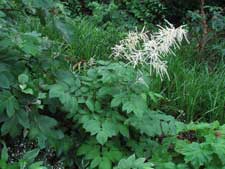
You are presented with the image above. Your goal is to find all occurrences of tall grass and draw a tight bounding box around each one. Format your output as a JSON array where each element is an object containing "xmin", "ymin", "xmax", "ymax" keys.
[
  {"xmin": 150, "ymin": 44, "xmax": 225, "ymax": 122},
  {"xmin": 67, "ymin": 18, "xmax": 124, "ymax": 61},
  {"xmin": 18, "ymin": 17, "xmax": 124, "ymax": 62}
]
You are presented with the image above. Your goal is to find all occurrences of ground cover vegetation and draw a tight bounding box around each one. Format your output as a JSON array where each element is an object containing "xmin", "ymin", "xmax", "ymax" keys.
[{"xmin": 0, "ymin": 0, "xmax": 224, "ymax": 168}]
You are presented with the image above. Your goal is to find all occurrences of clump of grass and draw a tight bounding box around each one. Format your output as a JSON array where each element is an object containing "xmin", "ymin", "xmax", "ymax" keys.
[
  {"xmin": 66, "ymin": 18, "xmax": 124, "ymax": 62},
  {"xmin": 17, "ymin": 17, "xmax": 124, "ymax": 62},
  {"xmin": 150, "ymin": 44, "xmax": 225, "ymax": 122}
]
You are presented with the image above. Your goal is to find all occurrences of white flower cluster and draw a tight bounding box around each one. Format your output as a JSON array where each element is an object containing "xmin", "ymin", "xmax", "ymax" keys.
[{"xmin": 112, "ymin": 21, "xmax": 189, "ymax": 79}]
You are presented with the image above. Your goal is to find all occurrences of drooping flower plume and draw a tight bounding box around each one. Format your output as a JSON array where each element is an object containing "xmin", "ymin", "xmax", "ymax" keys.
[{"xmin": 112, "ymin": 21, "xmax": 189, "ymax": 79}]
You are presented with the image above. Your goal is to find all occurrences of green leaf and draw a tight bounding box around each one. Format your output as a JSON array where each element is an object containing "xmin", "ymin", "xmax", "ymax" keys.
[
  {"xmin": 19, "ymin": 32, "xmax": 42, "ymax": 56},
  {"xmin": 86, "ymin": 146, "xmax": 101, "ymax": 160},
  {"xmin": 49, "ymin": 84, "xmax": 65, "ymax": 98},
  {"xmin": 38, "ymin": 115, "xmax": 58, "ymax": 131},
  {"xmin": 83, "ymin": 119, "xmax": 101, "ymax": 135},
  {"xmin": 111, "ymin": 93, "xmax": 124, "ymax": 107},
  {"xmin": 99, "ymin": 157, "xmax": 112, "ymax": 169},
  {"xmin": 128, "ymin": 111, "xmax": 177, "ymax": 137},
  {"xmin": 16, "ymin": 110, "xmax": 30, "ymax": 129},
  {"xmin": 77, "ymin": 144, "xmax": 91, "ymax": 156},
  {"xmin": 1, "ymin": 142, "xmax": 8, "ymax": 162},
  {"xmin": 23, "ymin": 88, "xmax": 34, "ymax": 95},
  {"xmin": 85, "ymin": 96, "xmax": 95, "ymax": 112},
  {"xmin": 18, "ymin": 74, "xmax": 29, "ymax": 84},
  {"xmin": 211, "ymin": 139, "xmax": 225, "ymax": 164},
  {"xmin": 122, "ymin": 94, "xmax": 148, "ymax": 117},
  {"xmin": 1, "ymin": 117, "xmax": 20, "ymax": 136},
  {"xmin": 23, "ymin": 148, "xmax": 40, "ymax": 163},
  {"xmin": 90, "ymin": 156, "xmax": 101, "ymax": 168},
  {"xmin": 119, "ymin": 124, "xmax": 129, "ymax": 138},
  {"xmin": 0, "ymin": 74, "xmax": 10, "ymax": 89},
  {"xmin": 77, "ymin": 142, "xmax": 100, "ymax": 160},
  {"xmin": 102, "ymin": 120, "xmax": 117, "ymax": 137},
  {"xmin": 96, "ymin": 131, "xmax": 108, "ymax": 145},
  {"xmin": 59, "ymin": 93, "xmax": 78, "ymax": 113},
  {"xmin": 178, "ymin": 142, "xmax": 212, "ymax": 168},
  {"xmin": 28, "ymin": 161, "xmax": 47, "ymax": 169},
  {"xmin": 114, "ymin": 155, "xmax": 154, "ymax": 169},
  {"xmin": 0, "ymin": 91, "xmax": 19, "ymax": 117},
  {"xmin": 104, "ymin": 149, "xmax": 123, "ymax": 162}
]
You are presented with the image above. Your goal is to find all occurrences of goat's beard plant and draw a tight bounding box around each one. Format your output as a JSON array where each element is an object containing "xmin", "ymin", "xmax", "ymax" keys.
[{"xmin": 112, "ymin": 21, "xmax": 189, "ymax": 79}]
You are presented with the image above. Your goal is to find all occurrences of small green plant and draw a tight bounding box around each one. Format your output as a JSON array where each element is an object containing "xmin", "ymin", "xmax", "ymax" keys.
[
  {"xmin": 0, "ymin": 142, "xmax": 47, "ymax": 169},
  {"xmin": 114, "ymin": 155, "xmax": 154, "ymax": 169}
]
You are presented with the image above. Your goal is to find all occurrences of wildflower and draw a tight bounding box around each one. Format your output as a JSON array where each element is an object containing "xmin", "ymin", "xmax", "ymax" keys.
[{"xmin": 112, "ymin": 21, "xmax": 189, "ymax": 79}]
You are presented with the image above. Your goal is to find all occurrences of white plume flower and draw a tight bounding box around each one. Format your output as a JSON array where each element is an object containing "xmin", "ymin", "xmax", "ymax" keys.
[{"xmin": 112, "ymin": 21, "xmax": 189, "ymax": 79}]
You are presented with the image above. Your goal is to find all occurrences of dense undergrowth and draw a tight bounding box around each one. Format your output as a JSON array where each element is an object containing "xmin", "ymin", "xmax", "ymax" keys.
[{"xmin": 0, "ymin": 0, "xmax": 224, "ymax": 169}]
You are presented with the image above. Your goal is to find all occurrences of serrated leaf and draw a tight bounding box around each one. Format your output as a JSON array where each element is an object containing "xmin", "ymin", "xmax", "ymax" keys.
[
  {"xmin": 102, "ymin": 120, "xmax": 117, "ymax": 136},
  {"xmin": 179, "ymin": 142, "xmax": 212, "ymax": 168},
  {"xmin": 83, "ymin": 119, "xmax": 101, "ymax": 135},
  {"xmin": 59, "ymin": 93, "xmax": 78, "ymax": 113},
  {"xmin": 115, "ymin": 155, "xmax": 154, "ymax": 169},
  {"xmin": 111, "ymin": 93, "xmax": 124, "ymax": 107},
  {"xmin": 129, "ymin": 111, "xmax": 177, "ymax": 137},
  {"xmin": 211, "ymin": 139, "xmax": 225, "ymax": 164},
  {"xmin": 122, "ymin": 94, "xmax": 148, "ymax": 117}
]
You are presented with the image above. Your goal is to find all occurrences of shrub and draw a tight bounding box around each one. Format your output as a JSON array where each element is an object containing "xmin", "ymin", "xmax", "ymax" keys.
[{"xmin": 1, "ymin": 1, "xmax": 225, "ymax": 169}]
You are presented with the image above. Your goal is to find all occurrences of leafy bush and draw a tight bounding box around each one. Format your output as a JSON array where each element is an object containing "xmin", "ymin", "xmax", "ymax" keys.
[
  {"xmin": 125, "ymin": 0, "xmax": 166, "ymax": 24},
  {"xmin": 1, "ymin": 0, "xmax": 225, "ymax": 169},
  {"xmin": 187, "ymin": 5, "xmax": 225, "ymax": 62}
]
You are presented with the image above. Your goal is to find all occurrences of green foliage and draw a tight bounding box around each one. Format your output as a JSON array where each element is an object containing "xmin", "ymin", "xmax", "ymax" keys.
[
  {"xmin": 77, "ymin": 139, "xmax": 123, "ymax": 169},
  {"xmin": 114, "ymin": 155, "xmax": 154, "ymax": 169},
  {"xmin": 149, "ymin": 51, "xmax": 225, "ymax": 122},
  {"xmin": 187, "ymin": 5, "xmax": 225, "ymax": 62},
  {"xmin": 150, "ymin": 121, "xmax": 225, "ymax": 169},
  {"xmin": 125, "ymin": 0, "xmax": 166, "ymax": 24},
  {"xmin": 0, "ymin": 142, "xmax": 47, "ymax": 169},
  {"xmin": 64, "ymin": 18, "xmax": 124, "ymax": 61},
  {"xmin": 0, "ymin": 0, "xmax": 225, "ymax": 169}
]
